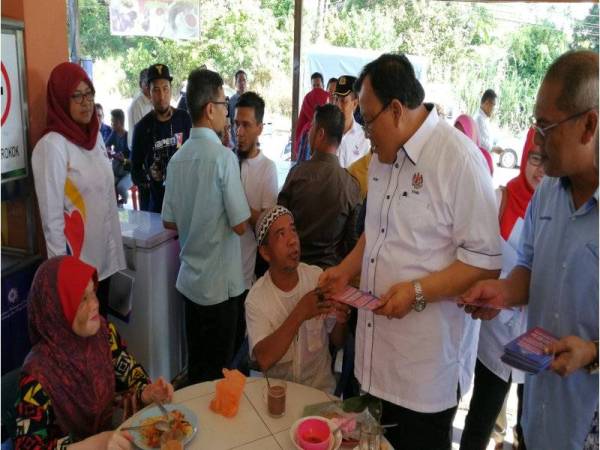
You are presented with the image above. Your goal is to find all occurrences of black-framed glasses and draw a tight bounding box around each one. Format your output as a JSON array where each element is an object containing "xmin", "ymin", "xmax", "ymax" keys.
[
  {"xmin": 209, "ymin": 96, "xmax": 229, "ymax": 117},
  {"xmin": 527, "ymin": 151, "xmax": 544, "ymax": 167},
  {"xmin": 362, "ymin": 101, "xmax": 391, "ymax": 136},
  {"xmin": 530, "ymin": 108, "xmax": 593, "ymax": 138},
  {"xmin": 70, "ymin": 90, "xmax": 95, "ymax": 104}
]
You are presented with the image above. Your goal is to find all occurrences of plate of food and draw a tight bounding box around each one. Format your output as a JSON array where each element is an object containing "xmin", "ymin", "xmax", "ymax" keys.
[{"xmin": 128, "ymin": 404, "xmax": 197, "ymax": 449}]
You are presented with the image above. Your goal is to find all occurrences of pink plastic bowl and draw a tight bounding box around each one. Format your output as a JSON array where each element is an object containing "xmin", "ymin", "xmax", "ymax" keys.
[{"xmin": 296, "ymin": 418, "xmax": 332, "ymax": 450}]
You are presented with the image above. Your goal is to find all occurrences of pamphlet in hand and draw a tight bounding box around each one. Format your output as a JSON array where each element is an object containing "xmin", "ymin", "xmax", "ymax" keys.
[
  {"xmin": 331, "ymin": 286, "xmax": 384, "ymax": 311},
  {"xmin": 501, "ymin": 327, "xmax": 558, "ymax": 374}
]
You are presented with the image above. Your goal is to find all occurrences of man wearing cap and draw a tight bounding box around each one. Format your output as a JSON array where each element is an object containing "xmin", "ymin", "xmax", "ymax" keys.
[
  {"xmin": 162, "ymin": 68, "xmax": 250, "ymax": 383},
  {"xmin": 279, "ymin": 104, "xmax": 360, "ymax": 269},
  {"xmin": 332, "ymin": 75, "xmax": 370, "ymax": 168},
  {"xmin": 131, "ymin": 63, "xmax": 192, "ymax": 212},
  {"xmin": 245, "ymin": 206, "xmax": 350, "ymax": 391},
  {"xmin": 127, "ymin": 68, "xmax": 153, "ymax": 149}
]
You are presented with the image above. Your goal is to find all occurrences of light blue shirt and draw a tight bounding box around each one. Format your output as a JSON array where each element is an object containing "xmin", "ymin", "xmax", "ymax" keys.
[
  {"xmin": 516, "ymin": 176, "xmax": 598, "ymax": 450},
  {"xmin": 162, "ymin": 127, "xmax": 250, "ymax": 305}
]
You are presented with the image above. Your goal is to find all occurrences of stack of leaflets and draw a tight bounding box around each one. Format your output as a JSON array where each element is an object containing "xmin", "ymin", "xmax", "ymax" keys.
[
  {"xmin": 331, "ymin": 286, "xmax": 384, "ymax": 311},
  {"xmin": 501, "ymin": 327, "xmax": 558, "ymax": 374}
]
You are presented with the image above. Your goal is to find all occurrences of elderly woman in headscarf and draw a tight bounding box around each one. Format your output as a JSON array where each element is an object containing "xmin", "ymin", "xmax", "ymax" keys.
[
  {"xmin": 14, "ymin": 256, "xmax": 174, "ymax": 450},
  {"xmin": 32, "ymin": 62, "xmax": 126, "ymax": 317},
  {"xmin": 454, "ymin": 114, "xmax": 494, "ymax": 176},
  {"xmin": 460, "ymin": 128, "xmax": 545, "ymax": 450}
]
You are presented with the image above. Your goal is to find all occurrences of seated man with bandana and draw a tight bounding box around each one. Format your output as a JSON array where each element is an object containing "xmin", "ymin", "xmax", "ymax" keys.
[{"xmin": 245, "ymin": 206, "xmax": 350, "ymax": 392}]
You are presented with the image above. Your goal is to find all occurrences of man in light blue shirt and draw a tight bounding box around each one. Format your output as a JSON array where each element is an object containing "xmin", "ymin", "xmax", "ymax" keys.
[
  {"xmin": 462, "ymin": 50, "xmax": 599, "ymax": 449},
  {"xmin": 162, "ymin": 68, "xmax": 250, "ymax": 383}
]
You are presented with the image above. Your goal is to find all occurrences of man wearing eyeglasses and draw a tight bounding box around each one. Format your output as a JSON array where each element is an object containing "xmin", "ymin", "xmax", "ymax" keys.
[
  {"xmin": 462, "ymin": 50, "xmax": 599, "ymax": 450},
  {"xmin": 331, "ymin": 75, "xmax": 370, "ymax": 168},
  {"xmin": 319, "ymin": 53, "xmax": 502, "ymax": 450},
  {"xmin": 131, "ymin": 63, "xmax": 192, "ymax": 212},
  {"xmin": 161, "ymin": 68, "xmax": 250, "ymax": 384}
]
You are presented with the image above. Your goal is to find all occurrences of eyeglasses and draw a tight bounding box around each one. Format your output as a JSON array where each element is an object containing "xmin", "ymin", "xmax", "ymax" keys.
[
  {"xmin": 70, "ymin": 90, "xmax": 95, "ymax": 104},
  {"xmin": 361, "ymin": 101, "xmax": 391, "ymax": 136},
  {"xmin": 527, "ymin": 152, "xmax": 544, "ymax": 167},
  {"xmin": 530, "ymin": 108, "xmax": 593, "ymax": 138},
  {"xmin": 210, "ymin": 97, "xmax": 229, "ymax": 117}
]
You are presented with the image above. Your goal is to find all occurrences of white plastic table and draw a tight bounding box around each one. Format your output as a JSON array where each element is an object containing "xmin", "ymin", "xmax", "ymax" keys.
[{"xmin": 123, "ymin": 377, "xmax": 345, "ymax": 450}]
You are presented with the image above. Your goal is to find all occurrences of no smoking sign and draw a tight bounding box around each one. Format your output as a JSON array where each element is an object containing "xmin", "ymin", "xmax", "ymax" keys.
[{"xmin": 1, "ymin": 62, "xmax": 11, "ymax": 126}]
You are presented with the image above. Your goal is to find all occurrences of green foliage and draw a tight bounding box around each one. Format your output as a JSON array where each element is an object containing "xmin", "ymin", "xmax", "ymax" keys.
[
  {"xmin": 507, "ymin": 22, "xmax": 568, "ymax": 88},
  {"xmin": 571, "ymin": 4, "xmax": 599, "ymax": 52},
  {"xmin": 78, "ymin": 0, "xmax": 585, "ymax": 129}
]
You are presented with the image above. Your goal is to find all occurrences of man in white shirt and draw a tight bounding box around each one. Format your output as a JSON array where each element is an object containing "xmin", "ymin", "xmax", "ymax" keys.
[
  {"xmin": 332, "ymin": 75, "xmax": 370, "ymax": 168},
  {"xmin": 245, "ymin": 206, "xmax": 350, "ymax": 392},
  {"xmin": 320, "ymin": 54, "xmax": 502, "ymax": 450},
  {"xmin": 474, "ymin": 89, "xmax": 503, "ymax": 154},
  {"xmin": 127, "ymin": 68, "xmax": 153, "ymax": 148},
  {"xmin": 233, "ymin": 91, "xmax": 279, "ymax": 369}
]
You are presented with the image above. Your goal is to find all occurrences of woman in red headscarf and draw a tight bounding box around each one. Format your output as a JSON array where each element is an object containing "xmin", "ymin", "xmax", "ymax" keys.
[
  {"xmin": 14, "ymin": 256, "xmax": 174, "ymax": 450},
  {"xmin": 461, "ymin": 128, "xmax": 545, "ymax": 450},
  {"xmin": 32, "ymin": 63, "xmax": 126, "ymax": 316},
  {"xmin": 454, "ymin": 113, "xmax": 494, "ymax": 175},
  {"xmin": 293, "ymin": 87, "xmax": 330, "ymax": 161}
]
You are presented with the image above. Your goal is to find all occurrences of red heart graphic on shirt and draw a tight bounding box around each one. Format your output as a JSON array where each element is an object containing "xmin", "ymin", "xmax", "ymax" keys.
[{"xmin": 64, "ymin": 210, "xmax": 85, "ymax": 258}]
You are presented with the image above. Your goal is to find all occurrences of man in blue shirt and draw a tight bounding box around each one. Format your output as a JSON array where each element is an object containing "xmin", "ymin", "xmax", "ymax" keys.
[
  {"xmin": 162, "ymin": 68, "xmax": 250, "ymax": 383},
  {"xmin": 462, "ymin": 50, "xmax": 599, "ymax": 450}
]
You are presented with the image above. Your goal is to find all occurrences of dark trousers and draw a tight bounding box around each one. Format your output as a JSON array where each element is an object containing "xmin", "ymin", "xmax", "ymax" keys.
[
  {"xmin": 461, "ymin": 359, "xmax": 515, "ymax": 450},
  {"xmin": 184, "ymin": 294, "xmax": 240, "ymax": 384},
  {"xmin": 381, "ymin": 397, "xmax": 458, "ymax": 450},
  {"xmin": 96, "ymin": 276, "xmax": 111, "ymax": 318},
  {"xmin": 231, "ymin": 290, "xmax": 249, "ymax": 375},
  {"xmin": 139, "ymin": 185, "xmax": 151, "ymax": 212}
]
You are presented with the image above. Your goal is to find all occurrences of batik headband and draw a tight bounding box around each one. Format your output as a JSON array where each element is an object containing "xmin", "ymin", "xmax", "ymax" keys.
[{"xmin": 255, "ymin": 205, "xmax": 293, "ymax": 246}]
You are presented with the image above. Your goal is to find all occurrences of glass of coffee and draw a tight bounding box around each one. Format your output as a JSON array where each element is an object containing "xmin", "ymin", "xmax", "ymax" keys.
[{"xmin": 263, "ymin": 379, "xmax": 287, "ymax": 418}]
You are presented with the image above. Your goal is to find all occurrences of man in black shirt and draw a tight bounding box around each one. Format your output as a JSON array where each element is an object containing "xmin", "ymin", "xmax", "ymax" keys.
[{"xmin": 131, "ymin": 63, "xmax": 192, "ymax": 212}]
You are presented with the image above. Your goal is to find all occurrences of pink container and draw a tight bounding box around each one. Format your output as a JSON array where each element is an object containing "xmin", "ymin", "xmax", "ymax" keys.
[{"xmin": 296, "ymin": 418, "xmax": 332, "ymax": 450}]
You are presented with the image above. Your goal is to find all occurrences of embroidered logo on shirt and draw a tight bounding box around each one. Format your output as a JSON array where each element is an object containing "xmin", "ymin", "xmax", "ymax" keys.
[{"xmin": 412, "ymin": 172, "xmax": 423, "ymax": 193}]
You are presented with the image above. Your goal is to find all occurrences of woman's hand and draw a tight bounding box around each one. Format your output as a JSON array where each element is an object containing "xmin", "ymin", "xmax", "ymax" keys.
[
  {"xmin": 106, "ymin": 431, "xmax": 133, "ymax": 450},
  {"xmin": 141, "ymin": 377, "xmax": 174, "ymax": 405}
]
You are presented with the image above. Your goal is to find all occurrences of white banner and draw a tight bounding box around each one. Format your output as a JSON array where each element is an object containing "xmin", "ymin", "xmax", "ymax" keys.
[
  {"xmin": 1, "ymin": 32, "xmax": 27, "ymax": 183},
  {"xmin": 109, "ymin": 0, "xmax": 200, "ymax": 41}
]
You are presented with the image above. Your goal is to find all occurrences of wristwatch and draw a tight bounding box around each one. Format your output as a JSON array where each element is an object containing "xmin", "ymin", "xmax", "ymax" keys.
[
  {"xmin": 412, "ymin": 280, "xmax": 426, "ymax": 312},
  {"xmin": 587, "ymin": 340, "xmax": 599, "ymax": 374}
]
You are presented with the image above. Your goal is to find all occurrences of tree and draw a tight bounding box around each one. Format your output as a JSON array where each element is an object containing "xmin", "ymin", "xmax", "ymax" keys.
[{"xmin": 572, "ymin": 4, "xmax": 599, "ymax": 52}]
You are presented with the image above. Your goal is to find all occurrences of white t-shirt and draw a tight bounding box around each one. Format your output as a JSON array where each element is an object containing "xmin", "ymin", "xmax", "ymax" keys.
[
  {"xmin": 240, "ymin": 151, "xmax": 279, "ymax": 289},
  {"xmin": 127, "ymin": 92, "xmax": 153, "ymax": 148},
  {"xmin": 245, "ymin": 263, "xmax": 336, "ymax": 392},
  {"xmin": 337, "ymin": 119, "xmax": 371, "ymax": 168},
  {"xmin": 357, "ymin": 106, "xmax": 502, "ymax": 413}
]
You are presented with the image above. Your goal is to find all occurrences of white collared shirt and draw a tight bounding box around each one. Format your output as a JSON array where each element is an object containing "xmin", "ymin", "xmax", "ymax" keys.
[
  {"xmin": 356, "ymin": 106, "xmax": 502, "ymax": 413},
  {"xmin": 477, "ymin": 217, "xmax": 527, "ymax": 383},
  {"xmin": 474, "ymin": 107, "xmax": 492, "ymax": 152},
  {"xmin": 337, "ymin": 119, "xmax": 371, "ymax": 168}
]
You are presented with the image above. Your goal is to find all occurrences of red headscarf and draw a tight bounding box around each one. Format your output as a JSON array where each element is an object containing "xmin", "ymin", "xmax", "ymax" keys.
[
  {"xmin": 22, "ymin": 256, "xmax": 115, "ymax": 440},
  {"xmin": 293, "ymin": 88, "xmax": 330, "ymax": 159},
  {"xmin": 454, "ymin": 114, "xmax": 494, "ymax": 175},
  {"xmin": 499, "ymin": 128, "xmax": 536, "ymax": 240},
  {"xmin": 45, "ymin": 62, "xmax": 99, "ymax": 150}
]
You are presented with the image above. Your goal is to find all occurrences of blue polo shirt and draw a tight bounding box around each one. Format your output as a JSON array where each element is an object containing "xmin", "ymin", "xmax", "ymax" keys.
[
  {"xmin": 162, "ymin": 127, "xmax": 250, "ymax": 305},
  {"xmin": 516, "ymin": 176, "xmax": 598, "ymax": 449}
]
